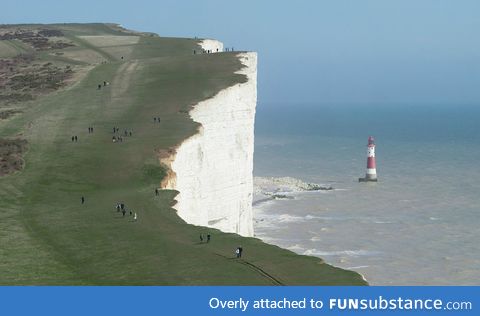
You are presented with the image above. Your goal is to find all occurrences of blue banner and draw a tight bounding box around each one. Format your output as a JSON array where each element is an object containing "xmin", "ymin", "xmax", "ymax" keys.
[{"xmin": 0, "ymin": 286, "xmax": 477, "ymax": 315}]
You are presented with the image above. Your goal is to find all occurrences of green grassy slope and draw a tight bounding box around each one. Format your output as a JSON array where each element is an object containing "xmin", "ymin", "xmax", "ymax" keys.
[{"xmin": 0, "ymin": 23, "xmax": 367, "ymax": 285}]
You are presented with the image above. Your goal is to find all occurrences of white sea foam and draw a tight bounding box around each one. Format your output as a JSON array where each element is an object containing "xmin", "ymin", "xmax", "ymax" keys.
[
  {"xmin": 287, "ymin": 244, "xmax": 305, "ymax": 251},
  {"xmin": 278, "ymin": 214, "xmax": 305, "ymax": 223},
  {"xmin": 260, "ymin": 214, "xmax": 328, "ymax": 224},
  {"xmin": 254, "ymin": 176, "xmax": 334, "ymax": 195},
  {"xmin": 346, "ymin": 265, "xmax": 370, "ymax": 269},
  {"xmin": 303, "ymin": 249, "xmax": 379, "ymax": 257}
]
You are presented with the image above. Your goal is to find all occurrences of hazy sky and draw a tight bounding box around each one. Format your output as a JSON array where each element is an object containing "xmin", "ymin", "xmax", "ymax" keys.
[{"xmin": 3, "ymin": 0, "xmax": 480, "ymax": 106}]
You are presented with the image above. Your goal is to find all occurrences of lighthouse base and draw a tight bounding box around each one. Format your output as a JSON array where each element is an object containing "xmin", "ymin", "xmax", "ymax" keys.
[{"xmin": 359, "ymin": 177, "xmax": 378, "ymax": 182}]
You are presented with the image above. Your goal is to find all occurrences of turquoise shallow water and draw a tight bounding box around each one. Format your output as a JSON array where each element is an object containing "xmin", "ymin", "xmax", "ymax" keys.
[{"xmin": 252, "ymin": 104, "xmax": 480, "ymax": 285}]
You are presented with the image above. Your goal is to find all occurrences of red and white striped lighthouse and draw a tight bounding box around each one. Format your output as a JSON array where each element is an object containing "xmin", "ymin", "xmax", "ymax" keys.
[{"xmin": 359, "ymin": 136, "xmax": 378, "ymax": 182}]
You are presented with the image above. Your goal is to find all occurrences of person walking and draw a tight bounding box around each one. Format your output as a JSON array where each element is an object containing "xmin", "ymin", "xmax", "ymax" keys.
[
  {"xmin": 199, "ymin": 234, "xmax": 204, "ymax": 243},
  {"xmin": 235, "ymin": 247, "xmax": 240, "ymax": 258},
  {"xmin": 81, "ymin": 196, "xmax": 85, "ymax": 204},
  {"xmin": 122, "ymin": 209, "xmax": 126, "ymax": 217},
  {"xmin": 155, "ymin": 188, "xmax": 159, "ymax": 196},
  {"xmin": 238, "ymin": 246, "xmax": 243, "ymax": 258},
  {"xmin": 133, "ymin": 212, "xmax": 137, "ymax": 221},
  {"xmin": 207, "ymin": 234, "xmax": 211, "ymax": 243}
]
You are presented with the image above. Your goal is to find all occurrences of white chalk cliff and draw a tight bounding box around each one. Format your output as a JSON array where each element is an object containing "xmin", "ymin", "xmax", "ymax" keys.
[
  {"xmin": 199, "ymin": 39, "xmax": 224, "ymax": 53},
  {"xmin": 161, "ymin": 41, "xmax": 257, "ymax": 237}
]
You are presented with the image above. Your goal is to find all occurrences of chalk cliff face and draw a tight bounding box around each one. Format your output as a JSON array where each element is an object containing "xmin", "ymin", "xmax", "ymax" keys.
[
  {"xmin": 161, "ymin": 43, "xmax": 257, "ymax": 237},
  {"xmin": 199, "ymin": 39, "xmax": 224, "ymax": 53}
]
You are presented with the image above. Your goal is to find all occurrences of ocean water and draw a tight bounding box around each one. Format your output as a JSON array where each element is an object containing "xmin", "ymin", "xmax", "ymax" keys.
[{"xmin": 252, "ymin": 103, "xmax": 480, "ymax": 285}]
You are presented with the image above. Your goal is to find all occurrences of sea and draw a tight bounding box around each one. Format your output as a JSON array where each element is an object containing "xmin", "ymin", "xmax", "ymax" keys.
[{"xmin": 252, "ymin": 103, "xmax": 480, "ymax": 285}]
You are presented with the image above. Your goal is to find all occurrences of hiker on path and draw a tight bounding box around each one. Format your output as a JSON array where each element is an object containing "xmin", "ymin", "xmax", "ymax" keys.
[
  {"xmin": 235, "ymin": 247, "xmax": 240, "ymax": 258},
  {"xmin": 71, "ymin": 136, "xmax": 74, "ymax": 142},
  {"xmin": 81, "ymin": 196, "xmax": 85, "ymax": 204},
  {"xmin": 207, "ymin": 234, "xmax": 211, "ymax": 243},
  {"xmin": 122, "ymin": 209, "xmax": 126, "ymax": 217},
  {"xmin": 129, "ymin": 131, "xmax": 132, "ymax": 136},
  {"xmin": 133, "ymin": 212, "xmax": 137, "ymax": 221},
  {"xmin": 116, "ymin": 204, "xmax": 120, "ymax": 212},
  {"xmin": 238, "ymin": 246, "xmax": 243, "ymax": 258},
  {"xmin": 74, "ymin": 136, "xmax": 78, "ymax": 142},
  {"xmin": 199, "ymin": 234, "xmax": 203, "ymax": 243},
  {"xmin": 155, "ymin": 188, "xmax": 159, "ymax": 196},
  {"xmin": 154, "ymin": 117, "xmax": 157, "ymax": 123}
]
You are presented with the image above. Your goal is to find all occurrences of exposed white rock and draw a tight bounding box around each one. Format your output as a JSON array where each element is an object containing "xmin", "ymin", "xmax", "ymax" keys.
[
  {"xmin": 199, "ymin": 39, "xmax": 224, "ymax": 53},
  {"xmin": 161, "ymin": 43, "xmax": 257, "ymax": 237}
]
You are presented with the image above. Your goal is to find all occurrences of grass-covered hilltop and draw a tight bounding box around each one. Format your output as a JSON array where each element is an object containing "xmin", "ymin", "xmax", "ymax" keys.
[{"xmin": 0, "ymin": 23, "xmax": 366, "ymax": 285}]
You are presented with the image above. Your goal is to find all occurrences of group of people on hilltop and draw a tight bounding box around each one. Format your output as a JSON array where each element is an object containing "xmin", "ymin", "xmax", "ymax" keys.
[
  {"xmin": 199, "ymin": 233, "xmax": 211, "ymax": 243},
  {"xmin": 116, "ymin": 202, "xmax": 137, "ymax": 221},
  {"xmin": 199, "ymin": 232, "xmax": 244, "ymax": 259},
  {"xmin": 193, "ymin": 47, "xmax": 235, "ymax": 55},
  {"xmin": 112, "ymin": 126, "xmax": 133, "ymax": 143},
  {"xmin": 97, "ymin": 80, "xmax": 110, "ymax": 90}
]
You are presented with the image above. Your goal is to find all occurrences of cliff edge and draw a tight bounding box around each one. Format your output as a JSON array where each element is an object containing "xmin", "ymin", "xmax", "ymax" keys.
[{"xmin": 162, "ymin": 41, "xmax": 256, "ymax": 237}]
